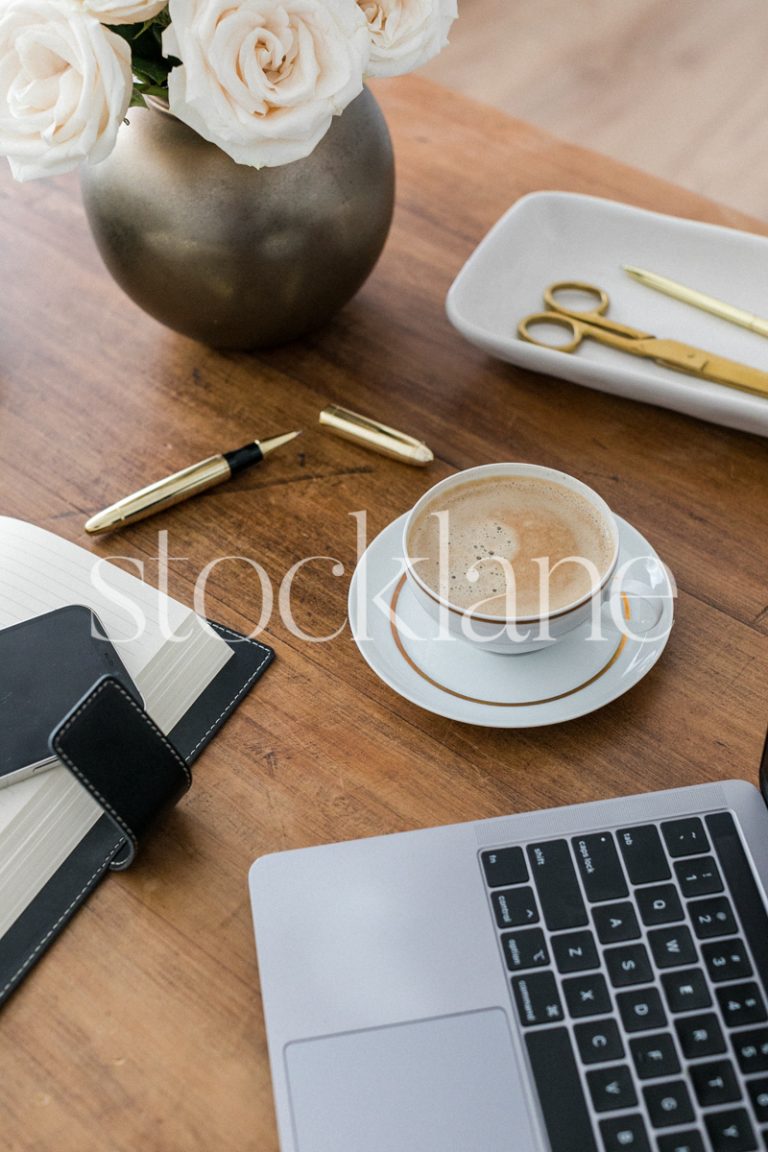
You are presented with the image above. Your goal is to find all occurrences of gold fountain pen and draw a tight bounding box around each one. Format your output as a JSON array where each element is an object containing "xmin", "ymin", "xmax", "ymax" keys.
[{"xmin": 84, "ymin": 430, "xmax": 301, "ymax": 534}]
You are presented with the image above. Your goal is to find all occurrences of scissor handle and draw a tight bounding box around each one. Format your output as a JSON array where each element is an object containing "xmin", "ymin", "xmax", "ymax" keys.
[
  {"xmin": 543, "ymin": 281, "xmax": 609, "ymax": 319},
  {"xmin": 518, "ymin": 312, "xmax": 583, "ymax": 352}
]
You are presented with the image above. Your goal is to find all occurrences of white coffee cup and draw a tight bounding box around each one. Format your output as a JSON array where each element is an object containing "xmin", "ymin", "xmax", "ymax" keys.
[{"xmin": 402, "ymin": 462, "xmax": 621, "ymax": 654}]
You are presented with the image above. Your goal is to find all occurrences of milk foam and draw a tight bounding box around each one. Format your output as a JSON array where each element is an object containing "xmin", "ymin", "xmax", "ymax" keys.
[{"xmin": 408, "ymin": 476, "xmax": 615, "ymax": 616}]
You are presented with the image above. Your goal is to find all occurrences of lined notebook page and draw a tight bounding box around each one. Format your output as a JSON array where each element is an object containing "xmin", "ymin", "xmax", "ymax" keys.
[
  {"xmin": 0, "ymin": 517, "xmax": 236, "ymax": 930},
  {"xmin": 0, "ymin": 517, "xmax": 192, "ymax": 669},
  {"xmin": 0, "ymin": 517, "xmax": 232, "ymax": 732},
  {"xmin": 0, "ymin": 771, "xmax": 100, "ymax": 938}
]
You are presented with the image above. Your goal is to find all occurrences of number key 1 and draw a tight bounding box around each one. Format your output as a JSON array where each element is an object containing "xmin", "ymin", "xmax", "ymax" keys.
[{"xmin": 674, "ymin": 856, "xmax": 722, "ymax": 898}]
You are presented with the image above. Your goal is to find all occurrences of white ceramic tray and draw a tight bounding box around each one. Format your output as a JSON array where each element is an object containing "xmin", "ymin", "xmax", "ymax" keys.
[{"xmin": 446, "ymin": 191, "xmax": 768, "ymax": 438}]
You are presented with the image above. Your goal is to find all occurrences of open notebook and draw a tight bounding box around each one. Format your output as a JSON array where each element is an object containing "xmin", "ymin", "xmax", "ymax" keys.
[{"xmin": 0, "ymin": 517, "xmax": 273, "ymax": 1003}]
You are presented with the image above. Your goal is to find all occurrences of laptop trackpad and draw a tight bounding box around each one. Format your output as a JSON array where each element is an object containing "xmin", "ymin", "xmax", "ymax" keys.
[{"xmin": 285, "ymin": 1008, "xmax": 521, "ymax": 1152}]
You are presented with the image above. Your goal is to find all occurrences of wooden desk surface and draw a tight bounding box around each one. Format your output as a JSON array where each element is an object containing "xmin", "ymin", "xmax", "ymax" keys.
[{"xmin": 1, "ymin": 76, "xmax": 767, "ymax": 1151}]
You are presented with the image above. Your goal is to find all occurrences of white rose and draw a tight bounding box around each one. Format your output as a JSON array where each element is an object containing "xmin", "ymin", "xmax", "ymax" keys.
[
  {"xmin": 0, "ymin": 0, "xmax": 133, "ymax": 181},
  {"xmin": 163, "ymin": 0, "xmax": 370, "ymax": 169},
  {"xmin": 78, "ymin": 0, "xmax": 168, "ymax": 25},
  {"xmin": 360, "ymin": 0, "xmax": 457, "ymax": 77}
]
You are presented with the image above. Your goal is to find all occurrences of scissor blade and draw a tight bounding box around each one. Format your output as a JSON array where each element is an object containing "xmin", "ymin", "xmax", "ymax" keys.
[{"xmin": 639, "ymin": 338, "xmax": 768, "ymax": 400}]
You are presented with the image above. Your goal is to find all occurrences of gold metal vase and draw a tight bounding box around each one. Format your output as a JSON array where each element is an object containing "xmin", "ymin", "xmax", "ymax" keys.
[{"xmin": 79, "ymin": 88, "xmax": 395, "ymax": 350}]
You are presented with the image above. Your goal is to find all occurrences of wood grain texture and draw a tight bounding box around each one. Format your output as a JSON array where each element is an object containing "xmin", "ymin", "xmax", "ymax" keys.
[
  {"xmin": 0, "ymin": 75, "xmax": 767, "ymax": 1152},
  {"xmin": 421, "ymin": 0, "xmax": 768, "ymax": 221}
]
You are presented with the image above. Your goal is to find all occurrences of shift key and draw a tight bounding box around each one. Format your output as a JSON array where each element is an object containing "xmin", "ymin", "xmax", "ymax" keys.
[{"xmin": 527, "ymin": 840, "xmax": 588, "ymax": 931}]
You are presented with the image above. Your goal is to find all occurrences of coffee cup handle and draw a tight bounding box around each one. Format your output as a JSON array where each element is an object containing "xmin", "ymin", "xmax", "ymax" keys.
[{"xmin": 603, "ymin": 557, "xmax": 672, "ymax": 638}]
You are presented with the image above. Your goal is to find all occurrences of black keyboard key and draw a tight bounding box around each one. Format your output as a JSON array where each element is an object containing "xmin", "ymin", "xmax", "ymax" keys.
[
  {"xmin": 661, "ymin": 817, "xmax": 710, "ymax": 858},
  {"xmin": 618, "ymin": 988, "xmax": 667, "ymax": 1033},
  {"xmin": 707, "ymin": 812, "xmax": 768, "ymax": 1001},
  {"xmin": 746, "ymin": 1078, "xmax": 768, "ymax": 1124},
  {"xmin": 689, "ymin": 895, "xmax": 738, "ymax": 939},
  {"xmin": 501, "ymin": 928, "xmax": 549, "ymax": 971},
  {"xmin": 512, "ymin": 971, "xmax": 564, "ymax": 1027},
  {"xmin": 552, "ymin": 930, "xmax": 600, "ymax": 974},
  {"xmin": 643, "ymin": 1079, "xmax": 694, "ymax": 1127},
  {"xmin": 629, "ymin": 1032, "xmax": 680, "ymax": 1079},
  {"xmin": 674, "ymin": 855, "xmax": 723, "ymax": 898},
  {"xmin": 734, "ymin": 1027, "xmax": 768, "ymax": 1073},
  {"xmin": 716, "ymin": 982, "xmax": 767, "ymax": 1028},
  {"xmin": 527, "ymin": 840, "xmax": 588, "ymax": 931},
  {"xmin": 675, "ymin": 1012, "xmax": 726, "ymax": 1058},
  {"xmin": 492, "ymin": 886, "xmax": 539, "ymax": 928},
  {"xmin": 617, "ymin": 825, "xmax": 670, "ymax": 884},
  {"xmin": 648, "ymin": 925, "xmax": 698, "ymax": 968},
  {"xmin": 481, "ymin": 846, "xmax": 527, "ymax": 887},
  {"xmin": 702, "ymin": 938, "xmax": 753, "ymax": 983},
  {"xmin": 572, "ymin": 833, "xmax": 628, "ymax": 903},
  {"xmin": 747, "ymin": 1077, "xmax": 768, "ymax": 1123},
  {"xmin": 606, "ymin": 943, "xmax": 653, "ymax": 988},
  {"xmin": 691, "ymin": 1058, "xmax": 741, "ymax": 1107},
  {"xmin": 575, "ymin": 1019, "xmax": 624, "ymax": 1065},
  {"xmin": 593, "ymin": 902, "xmax": 641, "ymax": 944},
  {"xmin": 587, "ymin": 1064, "xmax": 637, "ymax": 1112},
  {"xmin": 636, "ymin": 884, "xmax": 684, "ymax": 926},
  {"xmin": 563, "ymin": 973, "xmax": 612, "ymax": 1018},
  {"xmin": 525, "ymin": 1027, "xmax": 598, "ymax": 1152},
  {"xmin": 704, "ymin": 1107, "xmax": 757, "ymax": 1152},
  {"xmin": 656, "ymin": 1132, "xmax": 706, "ymax": 1152},
  {"xmin": 660, "ymin": 968, "xmax": 712, "ymax": 1013},
  {"xmin": 599, "ymin": 1115, "xmax": 650, "ymax": 1152}
]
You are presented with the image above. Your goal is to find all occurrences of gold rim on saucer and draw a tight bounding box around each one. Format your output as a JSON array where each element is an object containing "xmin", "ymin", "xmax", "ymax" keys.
[{"xmin": 388, "ymin": 574, "xmax": 630, "ymax": 708}]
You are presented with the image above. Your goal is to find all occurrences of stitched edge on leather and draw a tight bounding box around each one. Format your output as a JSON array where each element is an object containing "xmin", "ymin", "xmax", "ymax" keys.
[
  {"xmin": 51, "ymin": 678, "xmax": 192, "ymax": 868},
  {"xmin": 0, "ymin": 837, "xmax": 124, "ymax": 1001},
  {"xmin": 57, "ymin": 677, "xmax": 192, "ymax": 787},
  {"xmin": 185, "ymin": 626, "xmax": 272, "ymax": 760},
  {"xmin": 3, "ymin": 627, "xmax": 273, "ymax": 1005}
]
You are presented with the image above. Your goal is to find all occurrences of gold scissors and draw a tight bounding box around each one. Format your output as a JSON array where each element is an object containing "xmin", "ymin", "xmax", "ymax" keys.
[{"xmin": 518, "ymin": 281, "xmax": 768, "ymax": 400}]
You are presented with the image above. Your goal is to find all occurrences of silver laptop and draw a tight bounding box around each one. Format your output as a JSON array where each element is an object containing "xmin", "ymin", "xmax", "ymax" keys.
[{"xmin": 249, "ymin": 744, "xmax": 768, "ymax": 1152}]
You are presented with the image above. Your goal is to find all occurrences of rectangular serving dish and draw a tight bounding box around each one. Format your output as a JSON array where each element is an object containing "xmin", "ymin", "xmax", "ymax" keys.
[{"xmin": 446, "ymin": 191, "xmax": 768, "ymax": 438}]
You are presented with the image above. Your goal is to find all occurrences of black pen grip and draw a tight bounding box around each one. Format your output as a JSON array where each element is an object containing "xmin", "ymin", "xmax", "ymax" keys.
[{"xmin": 223, "ymin": 442, "xmax": 264, "ymax": 476}]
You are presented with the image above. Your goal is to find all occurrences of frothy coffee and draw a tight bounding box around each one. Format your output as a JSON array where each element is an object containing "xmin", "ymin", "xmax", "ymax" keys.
[{"xmin": 407, "ymin": 475, "xmax": 615, "ymax": 617}]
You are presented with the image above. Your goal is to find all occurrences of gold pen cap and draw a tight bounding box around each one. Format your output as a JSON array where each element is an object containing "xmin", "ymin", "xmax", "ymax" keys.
[{"xmin": 319, "ymin": 404, "xmax": 433, "ymax": 466}]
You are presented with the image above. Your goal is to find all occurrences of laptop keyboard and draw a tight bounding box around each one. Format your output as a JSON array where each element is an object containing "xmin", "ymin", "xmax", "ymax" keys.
[{"xmin": 480, "ymin": 812, "xmax": 768, "ymax": 1152}]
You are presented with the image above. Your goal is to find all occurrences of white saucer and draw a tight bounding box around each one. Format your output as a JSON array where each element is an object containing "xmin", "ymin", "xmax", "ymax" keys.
[{"xmin": 348, "ymin": 514, "xmax": 674, "ymax": 727}]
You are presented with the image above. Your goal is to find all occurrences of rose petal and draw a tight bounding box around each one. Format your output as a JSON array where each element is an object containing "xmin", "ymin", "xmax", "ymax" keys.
[
  {"xmin": 164, "ymin": 0, "xmax": 369, "ymax": 168},
  {"xmin": 0, "ymin": 0, "xmax": 132, "ymax": 181},
  {"xmin": 361, "ymin": 0, "xmax": 458, "ymax": 78},
  {"xmin": 78, "ymin": 0, "xmax": 168, "ymax": 27}
]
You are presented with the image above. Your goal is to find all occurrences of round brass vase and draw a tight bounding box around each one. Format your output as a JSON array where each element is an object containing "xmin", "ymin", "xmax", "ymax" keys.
[{"xmin": 79, "ymin": 88, "xmax": 395, "ymax": 350}]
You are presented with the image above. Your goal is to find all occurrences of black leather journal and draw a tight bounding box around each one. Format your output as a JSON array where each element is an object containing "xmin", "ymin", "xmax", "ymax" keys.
[
  {"xmin": 0, "ymin": 605, "xmax": 139, "ymax": 786},
  {"xmin": 0, "ymin": 618, "xmax": 273, "ymax": 1007}
]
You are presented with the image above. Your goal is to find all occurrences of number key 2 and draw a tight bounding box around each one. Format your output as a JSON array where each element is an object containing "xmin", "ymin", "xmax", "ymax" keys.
[{"xmin": 688, "ymin": 896, "xmax": 737, "ymax": 939}]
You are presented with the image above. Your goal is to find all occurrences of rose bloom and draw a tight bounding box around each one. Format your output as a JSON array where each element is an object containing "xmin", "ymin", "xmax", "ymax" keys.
[
  {"xmin": 0, "ymin": 0, "xmax": 133, "ymax": 181},
  {"xmin": 163, "ymin": 0, "xmax": 371, "ymax": 168},
  {"xmin": 78, "ymin": 0, "xmax": 168, "ymax": 24},
  {"xmin": 360, "ymin": 0, "xmax": 457, "ymax": 77}
]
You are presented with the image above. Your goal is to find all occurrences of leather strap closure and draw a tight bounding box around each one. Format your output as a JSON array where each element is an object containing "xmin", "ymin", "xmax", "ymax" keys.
[{"xmin": 49, "ymin": 676, "xmax": 191, "ymax": 871}]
